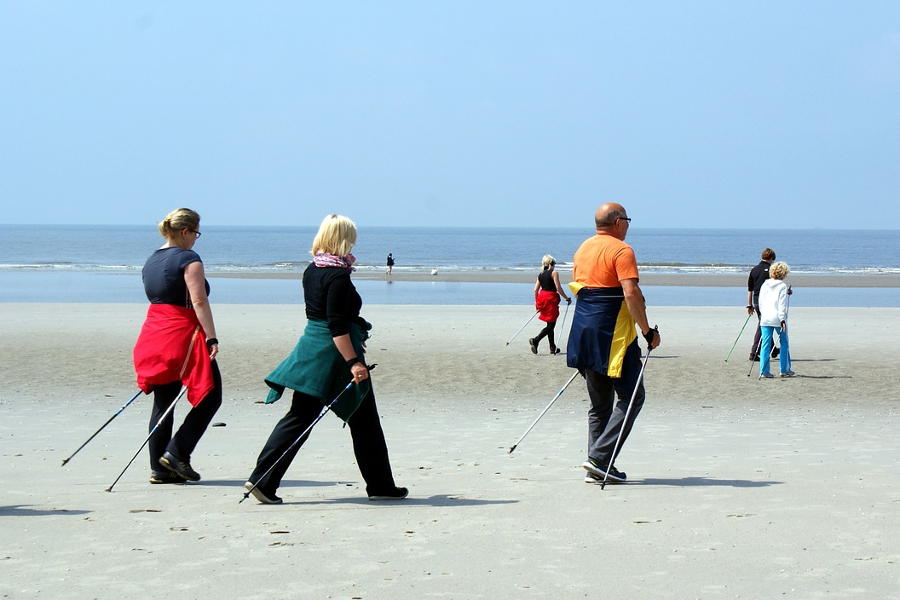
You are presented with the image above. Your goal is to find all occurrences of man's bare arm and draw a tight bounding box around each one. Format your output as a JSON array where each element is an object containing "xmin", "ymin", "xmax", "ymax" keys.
[{"xmin": 622, "ymin": 278, "xmax": 660, "ymax": 349}]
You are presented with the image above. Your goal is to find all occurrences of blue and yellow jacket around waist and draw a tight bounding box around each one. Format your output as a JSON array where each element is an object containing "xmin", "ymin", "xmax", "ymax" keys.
[{"xmin": 565, "ymin": 287, "xmax": 636, "ymax": 378}]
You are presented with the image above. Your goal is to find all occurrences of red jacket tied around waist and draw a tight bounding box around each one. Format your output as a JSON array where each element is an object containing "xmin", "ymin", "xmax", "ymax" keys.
[
  {"xmin": 535, "ymin": 289, "xmax": 560, "ymax": 323},
  {"xmin": 133, "ymin": 303, "xmax": 214, "ymax": 406}
]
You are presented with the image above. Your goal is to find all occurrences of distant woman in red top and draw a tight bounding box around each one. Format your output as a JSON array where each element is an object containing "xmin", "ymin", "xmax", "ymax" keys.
[
  {"xmin": 529, "ymin": 254, "xmax": 571, "ymax": 355},
  {"xmin": 134, "ymin": 208, "xmax": 222, "ymax": 485}
]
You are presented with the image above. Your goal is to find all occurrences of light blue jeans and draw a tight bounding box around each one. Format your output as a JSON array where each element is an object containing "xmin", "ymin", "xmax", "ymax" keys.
[{"xmin": 760, "ymin": 326, "xmax": 791, "ymax": 375}]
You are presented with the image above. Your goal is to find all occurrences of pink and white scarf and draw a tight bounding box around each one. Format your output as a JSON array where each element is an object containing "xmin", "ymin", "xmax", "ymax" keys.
[{"xmin": 312, "ymin": 252, "xmax": 356, "ymax": 272}]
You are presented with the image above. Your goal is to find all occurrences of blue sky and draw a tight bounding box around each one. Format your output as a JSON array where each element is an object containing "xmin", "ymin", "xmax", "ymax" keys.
[{"xmin": 2, "ymin": 2, "xmax": 898, "ymax": 229}]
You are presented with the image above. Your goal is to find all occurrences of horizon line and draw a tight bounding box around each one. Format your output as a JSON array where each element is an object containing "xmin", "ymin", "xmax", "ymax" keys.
[{"xmin": 2, "ymin": 223, "xmax": 899, "ymax": 232}]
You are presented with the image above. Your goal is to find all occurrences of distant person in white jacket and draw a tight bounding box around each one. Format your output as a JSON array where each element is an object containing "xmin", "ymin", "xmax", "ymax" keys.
[{"xmin": 758, "ymin": 261, "xmax": 795, "ymax": 379}]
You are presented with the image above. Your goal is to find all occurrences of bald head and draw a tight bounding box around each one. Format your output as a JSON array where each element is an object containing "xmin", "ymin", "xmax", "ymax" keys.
[
  {"xmin": 595, "ymin": 202, "xmax": 629, "ymax": 231},
  {"xmin": 593, "ymin": 203, "xmax": 630, "ymax": 240}
]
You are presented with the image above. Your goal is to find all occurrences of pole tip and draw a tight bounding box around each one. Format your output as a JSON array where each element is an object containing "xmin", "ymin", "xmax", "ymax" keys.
[
  {"xmin": 104, "ymin": 487, "xmax": 113, "ymax": 493},
  {"xmin": 61, "ymin": 459, "xmax": 68, "ymax": 466},
  {"xmin": 508, "ymin": 445, "xmax": 516, "ymax": 454}
]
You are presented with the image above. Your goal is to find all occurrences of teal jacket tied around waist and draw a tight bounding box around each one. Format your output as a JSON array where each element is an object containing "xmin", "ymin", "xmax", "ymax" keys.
[{"xmin": 264, "ymin": 319, "xmax": 371, "ymax": 421}]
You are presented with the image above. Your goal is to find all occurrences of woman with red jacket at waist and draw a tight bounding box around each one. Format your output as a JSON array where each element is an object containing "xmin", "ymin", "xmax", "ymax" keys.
[
  {"xmin": 529, "ymin": 254, "xmax": 572, "ymax": 355},
  {"xmin": 133, "ymin": 207, "xmax": 221, "ymax": 485}
]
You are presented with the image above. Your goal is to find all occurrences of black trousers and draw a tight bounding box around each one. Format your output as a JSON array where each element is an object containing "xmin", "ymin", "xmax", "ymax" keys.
[
  {"xmin": 585, "ymin": 341, "xmax": 645, "ymax": 466},
  {"xmin": 148, "ymin": 361, "xmax": 222, "ymax": 471},
  {"xmin": 249, "ymin": 384, "xmax": 396, "ymax": 496},
  {"xmin": 751, "ymin": 300, "xmax": 763, "ymax": 356},
  {"xmin": 533, "ymin": 321, "xmax": 557, "ymax": 349}
]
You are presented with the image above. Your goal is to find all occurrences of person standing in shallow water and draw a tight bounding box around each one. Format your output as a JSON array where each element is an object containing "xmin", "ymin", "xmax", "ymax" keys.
[
  {"xmin": 386, "ymin": 252, "xmax": 394, "ymax": 276},
  {"xmin": 134, "ymin": 208, "xmax": 222, "ymax": 485},
  {"xmin": 529, "ymin": 254, "xmax": 571, "ymax": 355},
  {"xmin": 245, "ymin": 214, "xmax": 406, "ymax": 504}
]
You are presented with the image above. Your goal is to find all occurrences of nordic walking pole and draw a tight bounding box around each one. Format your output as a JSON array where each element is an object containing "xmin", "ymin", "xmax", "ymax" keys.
[
  {"xmin": 746, "ymin": 332, "xmax": 763, "ymax": 377},
  {"xmin": 601, "ymin": 326, "xmax": 657, "ymax": 490},
  {"xmin": 508, "ymin": 370, "xmax": 580, "ymax": 454},
  {"xmin": 62, "ymin": 390, "xmax": 143, "ymax": 466},
  {"xmin": 505, "ymin": 311, "xmax": 539, "ymax": 346},
  {"xmin": 724, "ymin": 313, "xmax": 753, "ymax": 363},
  {"xmin": 105, "ymin": 386, "xmax": 187, "ymax": 492},
  {"xmin": 558, "ymin": 301, "xmax": 571, "ymax": 340},
  {"xmin": 241, "ymin": 365, "xmax": 377, "ymax": 504}
]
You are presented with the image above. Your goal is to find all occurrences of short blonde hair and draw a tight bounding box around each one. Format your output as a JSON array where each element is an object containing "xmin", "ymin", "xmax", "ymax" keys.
[
  {"xmin": 541, "ymin": 254, "xmax": 556, "ymax": 269},
  {"xmin": 769, "ymin": 261, "xmax": 790, "ymax": 280},
  {"xmin": 158, "ymin": 208, "xmax": 200, "ymax": 239},
  {"xmin": 311, "ymin": 214, "xmax": 357, "ymax": 256}
]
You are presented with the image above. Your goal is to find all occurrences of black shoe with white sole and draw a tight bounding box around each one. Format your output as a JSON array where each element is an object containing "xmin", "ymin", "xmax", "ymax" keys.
[
  {"xmin": 244, "ymin": 481, "xmax": 283, "ymax": 504},
  {"xmin": 159, "ymin": 452, "xmax": 201, "ymax": 482},
  {"xmin": 149, "ymin": 470, "xmax": 187, "ymax": 484},
  {"xmin": 582, "ymin": 458, "xmax": 627, "ymax": 483}
]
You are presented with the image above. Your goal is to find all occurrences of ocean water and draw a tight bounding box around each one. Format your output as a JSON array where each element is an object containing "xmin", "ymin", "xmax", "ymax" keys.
[
  {"xmin": 2, "ymin": 224, "xmax": 900, "ymax": 274},
  {"xmin": 1, "ymin": 225, "xmax": 898, "ymax": 306}
]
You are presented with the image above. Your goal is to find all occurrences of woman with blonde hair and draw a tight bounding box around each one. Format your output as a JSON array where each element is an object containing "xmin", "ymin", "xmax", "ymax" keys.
[
  {"xmin": 245, "ymin": 214, "xmax": 406, "ymax": 504},
  {"xmin": 529, "ymin": 254, "xmax": 571, "ymax": 355},
  {"xmin": 133, "ymin": 208, "xmax": 222, "ymax": 484},
  {"xmin": 758, "ymin": 261, "xmax": 795, "ymax": 379}
]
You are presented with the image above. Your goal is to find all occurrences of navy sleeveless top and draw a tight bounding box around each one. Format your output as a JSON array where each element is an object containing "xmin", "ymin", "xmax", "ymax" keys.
[{"xmin": 142, "ymin": 247, "xmax": 210, "ymax": 307}]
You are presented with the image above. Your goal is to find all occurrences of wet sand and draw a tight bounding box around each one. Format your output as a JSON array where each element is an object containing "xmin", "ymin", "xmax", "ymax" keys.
[{"xmin": 213, "ymin": 270, "xmax": 900, "ymax": 288}]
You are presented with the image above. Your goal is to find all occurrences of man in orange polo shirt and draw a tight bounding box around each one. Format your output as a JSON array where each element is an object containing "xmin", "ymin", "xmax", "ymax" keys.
[{"xmin": 567, "ymin": 202, "xmax": 661, "ymax": 484}]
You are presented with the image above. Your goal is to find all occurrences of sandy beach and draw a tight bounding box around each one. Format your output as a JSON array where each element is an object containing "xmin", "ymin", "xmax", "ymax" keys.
[{"xmin": 1, "ymin": 303, "xmax": 898, "ymax": 599}]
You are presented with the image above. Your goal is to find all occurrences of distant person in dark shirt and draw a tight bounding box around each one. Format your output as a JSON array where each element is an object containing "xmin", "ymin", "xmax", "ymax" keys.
[
  {"xmin": 386, "ymin": 252, "xmax": 394, "ymax": 276},
  {"xmin": 245, "ymin": 214, "xmax": 406, "ymax": 504},
  {"xmin": 529, "ymin": 254, "xmax": 571, "ymax": 355},
  {"xmin": 746, "ymin": 247, "xmax": 782, "ymax": 361},
  {"xmin": 134, "ymin": 207, "xmax": 222, "ymax": 485}
]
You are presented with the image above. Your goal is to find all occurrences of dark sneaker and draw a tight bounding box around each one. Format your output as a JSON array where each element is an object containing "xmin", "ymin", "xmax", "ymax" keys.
[
  {"xmin": 149, "ymin": 470, "xmax": 186, "ymax": 484},
  {"xmin": 771, "ymin": 346, "xmax": 780, "ymax": 358},
  {"xmin": 159, "ymin": 452, "xmax": 201, "ymax": 482},
  {"xmin": 528, "ymin": 338, "xmax": 538, "ymax": 354},
  {"xmin": 582, "ymin": 458, "xmax": 627, "ymax": 482},
  {"xmin": 368, "ymin": 487, "xmax": 409, "ymax": 501},
  {"xmin": 780, "ymin": 371, "xmax": 796, "ymax": 378},
  {"xmin": 759, "ymin": 373, "xmax": 774, "ymax": 379},
  {"xmin": 244, "ymin": 481, "xmax": 283, "ymax": 505},
  {"xmin": 550, "ymin": 346, "xmax": 561, "ymax": 355}
]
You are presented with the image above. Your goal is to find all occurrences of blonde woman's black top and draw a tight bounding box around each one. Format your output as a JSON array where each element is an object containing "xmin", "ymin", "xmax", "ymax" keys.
[{"xmin": 302, "ymin": 263, "xmax": 365, "ymax": 337}]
